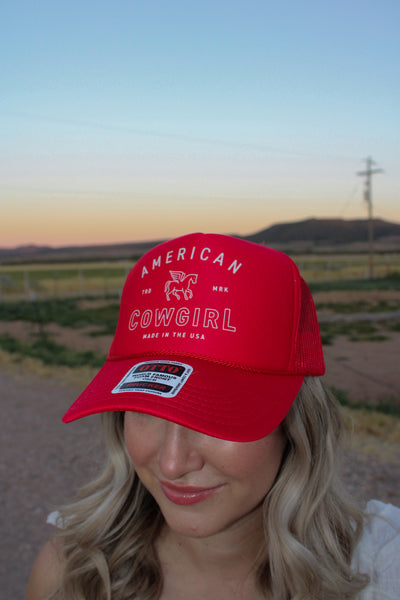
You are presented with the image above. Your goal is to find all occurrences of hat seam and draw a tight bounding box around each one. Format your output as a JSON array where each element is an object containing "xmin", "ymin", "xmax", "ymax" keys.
[{"xmin": 105, "ymin": 351, "xmax": 312, "ymax": 376}]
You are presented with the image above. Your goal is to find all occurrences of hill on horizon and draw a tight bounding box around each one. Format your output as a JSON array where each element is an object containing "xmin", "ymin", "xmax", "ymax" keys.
[
  {"xmin": 1, "ymin": 217, "xmax": 400, "ymax": 263},
  {"xmin": 245, "ymin": 217, "xmax": 400, "ymax": 246}
]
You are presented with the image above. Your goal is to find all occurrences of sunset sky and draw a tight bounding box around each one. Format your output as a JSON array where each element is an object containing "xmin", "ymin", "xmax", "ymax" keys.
[{"xmin": 1, "ymin": 0, "xmax": 399, "ymax": 248}]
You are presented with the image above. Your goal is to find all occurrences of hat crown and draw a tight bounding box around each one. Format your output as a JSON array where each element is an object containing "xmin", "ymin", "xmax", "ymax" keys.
[
  {"xmin": 109, "ymin": 233, "xmax": 324, "ymax": 376},
  {"xmin": 63, "ymin": 233, "xmax": 325, "ymax": 440}
]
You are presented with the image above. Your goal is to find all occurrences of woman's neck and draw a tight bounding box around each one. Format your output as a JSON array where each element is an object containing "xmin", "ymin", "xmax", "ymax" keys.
[{"xmin": 157, "ymin": 505, "xmax": 265, "ymax": 598}]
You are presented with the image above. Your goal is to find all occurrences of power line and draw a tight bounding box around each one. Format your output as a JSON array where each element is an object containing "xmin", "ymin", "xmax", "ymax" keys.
[{"xmin": 357, "ymin": 157, "xmax": 384, "ymax": 279}]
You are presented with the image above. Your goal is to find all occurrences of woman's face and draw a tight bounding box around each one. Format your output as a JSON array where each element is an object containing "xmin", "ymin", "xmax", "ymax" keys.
[{"xmin": 124, "ymin": 412, "xmax": 286, "ymax": 540}]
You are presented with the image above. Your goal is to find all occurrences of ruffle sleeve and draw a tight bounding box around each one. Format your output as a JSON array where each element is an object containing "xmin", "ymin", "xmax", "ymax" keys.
[{"xmin": 353, "ymin": 500, "xmax": 400, "ymax": 599}]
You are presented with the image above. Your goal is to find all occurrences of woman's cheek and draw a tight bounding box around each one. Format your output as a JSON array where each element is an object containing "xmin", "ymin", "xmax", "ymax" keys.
[{"xmin": 123, "ymin": 413, "xmax": 155, "ymax": 465}]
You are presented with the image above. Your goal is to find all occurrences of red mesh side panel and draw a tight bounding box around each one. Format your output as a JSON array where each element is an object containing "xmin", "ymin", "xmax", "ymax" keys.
[{"xmin": 292, "ymin": 278, "xmax": 325, "ymax": 375}]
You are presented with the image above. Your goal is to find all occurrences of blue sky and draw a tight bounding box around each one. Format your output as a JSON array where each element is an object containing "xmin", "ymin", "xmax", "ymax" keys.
[{"xmin": 1, "ymin": 0, "xmax": 399, "ymax": 246}]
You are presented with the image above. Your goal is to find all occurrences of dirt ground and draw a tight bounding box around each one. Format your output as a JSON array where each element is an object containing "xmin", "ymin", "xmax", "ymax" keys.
[
  {"xmin": 1, "ymin": 366, "xmax": 104, "ymax": 599},
  {"xmin": 1, "ymin": 290, "xmax": 400, "ymax": 598}
]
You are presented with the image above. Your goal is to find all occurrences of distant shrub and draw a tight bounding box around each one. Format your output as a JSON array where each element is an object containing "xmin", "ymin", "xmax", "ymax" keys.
[
  {"xmin": 0, "ymin": 333, "xmax": 105, "ymax": 367},
  {"xmin": 310, "ymin": 273, "xmax": 400, "ymax": 293},
  {"xmin": 0, "ymin": 298, "xmax": 119, "ymax": 334}
]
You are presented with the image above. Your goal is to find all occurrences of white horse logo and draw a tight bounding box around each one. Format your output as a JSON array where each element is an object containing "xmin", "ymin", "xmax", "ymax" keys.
[{"xmin": 164, "ymin": 271, "xmax": 198, "ymax": 301}]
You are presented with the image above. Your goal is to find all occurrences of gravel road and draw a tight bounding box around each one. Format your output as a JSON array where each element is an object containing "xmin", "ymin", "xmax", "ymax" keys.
[{"xmin": 1, "ymin": 368, "xmax": 104, "ymax": 599}]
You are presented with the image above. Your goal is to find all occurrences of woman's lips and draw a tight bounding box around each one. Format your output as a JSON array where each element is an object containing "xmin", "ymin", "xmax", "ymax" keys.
[{"xmin": 160, "ymin": 481, "xmax": 223, "ymax": 506}]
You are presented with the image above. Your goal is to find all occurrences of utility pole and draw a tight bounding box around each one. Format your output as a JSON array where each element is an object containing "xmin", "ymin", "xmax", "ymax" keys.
[{"xmin": 357, "ymin": 157, "xmax": 384, "ymax": 279}]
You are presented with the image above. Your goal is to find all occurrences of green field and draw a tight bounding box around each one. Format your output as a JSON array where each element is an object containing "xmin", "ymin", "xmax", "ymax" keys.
[
  {"xmin": 0, "ymin": 261, "xmax": 134, "ymax": 300},
  {"xmin": 1, "ymin": 253, "xmax": 400, "ymax": 301},
  {"xmin": 295, "ymin": 252, "xmax": 400, "ymax": 283}
]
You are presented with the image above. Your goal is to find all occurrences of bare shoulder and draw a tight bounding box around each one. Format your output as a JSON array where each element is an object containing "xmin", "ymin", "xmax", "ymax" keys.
[{"xmin": 25, "ymin": 537, "xmax": 63, "ymax": 600}]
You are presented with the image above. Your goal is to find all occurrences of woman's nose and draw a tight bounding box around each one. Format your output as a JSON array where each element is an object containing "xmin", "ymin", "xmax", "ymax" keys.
[{"xmin": 158, "ymin": 421, "xmax": 205, "ymax": 480}]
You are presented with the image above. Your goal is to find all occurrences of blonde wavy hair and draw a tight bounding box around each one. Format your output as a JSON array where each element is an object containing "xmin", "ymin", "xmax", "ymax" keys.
[{"xmin": 50, "ymin": 377, "xmax": 369, "ymax": 599}]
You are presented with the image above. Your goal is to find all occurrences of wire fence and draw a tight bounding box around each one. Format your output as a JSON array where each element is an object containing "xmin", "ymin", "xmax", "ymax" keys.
[
  {"xmin": 0, "ymin": 261, "xmax": 132, "ymax": 302},
  {"xmin": 1, "ymin": 254, "xmax": 400, "ymax": 302}
]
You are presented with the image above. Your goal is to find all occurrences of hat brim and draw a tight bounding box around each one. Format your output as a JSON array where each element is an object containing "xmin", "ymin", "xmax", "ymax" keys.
[{"xmin": 62, "ymin": 356, "xmax": 304, "ymax": 442}]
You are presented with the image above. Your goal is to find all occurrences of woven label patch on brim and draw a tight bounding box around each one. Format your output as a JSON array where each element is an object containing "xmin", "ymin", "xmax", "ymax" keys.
[{"xmin": 112, "ymin": 360, "xmax": 193, "ymax": 398}]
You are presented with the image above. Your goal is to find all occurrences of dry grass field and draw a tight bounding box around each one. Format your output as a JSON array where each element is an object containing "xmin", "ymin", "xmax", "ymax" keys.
[{"xmin": 1, "ymin": 252, "xmax": 400, "ymax": 300}]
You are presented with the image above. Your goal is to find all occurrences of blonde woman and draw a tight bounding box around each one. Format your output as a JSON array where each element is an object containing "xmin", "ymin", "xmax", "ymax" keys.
[{"xmin": 26, "ymin": 233, "xmax": 400, "ymax": 599}]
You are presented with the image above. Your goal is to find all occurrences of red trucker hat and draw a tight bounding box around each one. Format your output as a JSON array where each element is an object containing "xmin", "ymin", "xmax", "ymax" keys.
[{"xmin": 63, "ymin": 233, "xmax": 325, "ymax": 441}]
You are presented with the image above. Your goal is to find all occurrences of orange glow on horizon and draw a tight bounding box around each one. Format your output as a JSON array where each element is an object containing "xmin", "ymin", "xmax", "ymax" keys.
[{"xmin": 2, "ymin": 189, "xmax": 399, "ymax": 249}]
